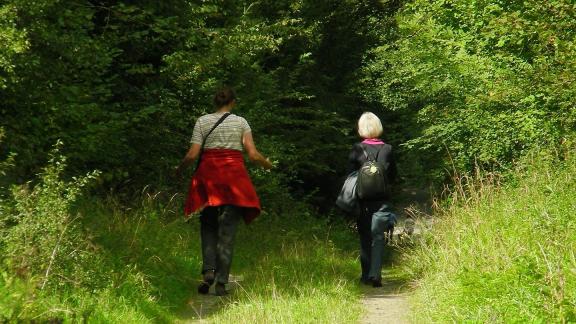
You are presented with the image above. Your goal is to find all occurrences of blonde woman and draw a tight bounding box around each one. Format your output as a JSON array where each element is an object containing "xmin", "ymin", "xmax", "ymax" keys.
[{"xmin": 348, "ymin": 112, "xmax": 397, "ymax": 287}]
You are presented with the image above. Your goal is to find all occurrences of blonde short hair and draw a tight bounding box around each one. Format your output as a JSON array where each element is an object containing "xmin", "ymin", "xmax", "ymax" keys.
[{"xmin": 358, "ymin": 112, "xmax": 383, "ymax": 139}]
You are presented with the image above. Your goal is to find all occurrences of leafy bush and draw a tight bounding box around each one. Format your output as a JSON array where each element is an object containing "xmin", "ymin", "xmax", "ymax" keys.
[
  {"xmin": 0, "ymin": 0, "xmax": 400, "ymax": 208},
  {"xmin": 361, "ymin": 0, "xmax": 576, "ymax": 182},
  {"xmin": 0, "ymin": 4, "xmax": 28, "ymax": 89},
  {"xmin": 0, "ymin": 141, "xmax": 100, "ymax": 291},
  {"xmin": 0, "ymin": 128, "xmax": 15, "ymax": 177},
  {"xmin": 0, "ymin": 128, "xmax": 15, "ymax": 246}
]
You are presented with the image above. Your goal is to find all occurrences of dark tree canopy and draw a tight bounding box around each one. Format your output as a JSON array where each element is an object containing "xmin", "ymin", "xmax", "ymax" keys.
[{"xmin": 1, "ymin": 0, "xmax": 574, "ymax": 203}]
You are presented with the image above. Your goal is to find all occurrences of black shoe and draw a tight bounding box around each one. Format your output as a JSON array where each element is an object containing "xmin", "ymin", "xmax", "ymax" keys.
[
  {"xmin": 198, "ymin": 270, "xmax": 215, "ymax": 295},
  {"xmin": 198, "ymin": 281, "xmax": 211, "ymax": 294},
  {"xmin": 371, "ymin": 278, "xmax": 383, "ymax": 288},
  {"xmin": 359, "ymin": 277, "xmax": 371, "ymax": 285},
  {"xmin": 214, "ymin": 283, "xmax": 228, "ymax": 296}
]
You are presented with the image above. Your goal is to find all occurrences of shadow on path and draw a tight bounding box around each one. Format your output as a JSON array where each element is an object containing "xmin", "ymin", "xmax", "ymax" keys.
[{"xmin": 176, "ymin": 276, "xmax": 243, "ymax": 323}]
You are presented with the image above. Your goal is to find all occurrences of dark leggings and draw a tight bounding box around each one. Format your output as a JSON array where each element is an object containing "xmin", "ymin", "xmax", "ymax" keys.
[
  {"xmin": 357, "ymin": 201, "xmax": 393, "ymax": 281},
  {"xmin": 200, "ymin": 205, "xmax": 243, "ymax": 284}
]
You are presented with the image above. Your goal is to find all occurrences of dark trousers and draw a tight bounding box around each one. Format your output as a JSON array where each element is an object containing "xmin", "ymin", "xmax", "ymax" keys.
[
  {"xmin": 200, "ymin": 205, "xmax": 242, "ymax": 284},
  {"xmin": 357, "ymin": 201, "xmax": 393, "ymax": 281}
]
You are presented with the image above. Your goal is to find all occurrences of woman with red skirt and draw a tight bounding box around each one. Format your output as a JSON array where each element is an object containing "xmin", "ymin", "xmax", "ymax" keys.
[{"xmin": 175, "ymin": 87, "xmax": 273, "ymax": 296}]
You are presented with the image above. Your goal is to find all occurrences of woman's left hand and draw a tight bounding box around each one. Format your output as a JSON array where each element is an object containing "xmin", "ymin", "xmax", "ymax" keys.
[{"xmin": 173, "ymin": 166, "xmax": 184, "ymax": 181}]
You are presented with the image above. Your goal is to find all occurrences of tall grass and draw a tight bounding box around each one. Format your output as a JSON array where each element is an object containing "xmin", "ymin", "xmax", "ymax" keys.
[
  {"xmin": 1, "ymin": 194, "xmax": 361, "ymax": 323},
  {"xmin": 404, "ymin": 151, "xmax": 576, "ymax": 322},
  {"xmin": 0, "ymin": 141, "xmax": 363, "ymax": 322}
]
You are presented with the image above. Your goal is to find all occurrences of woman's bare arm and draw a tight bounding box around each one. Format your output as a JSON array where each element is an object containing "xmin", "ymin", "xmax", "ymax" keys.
[
  {"xmin": 243, "ymin": 132, "xmax": 273, "ymax": 170},
  {"xmin": 175, "ymin": 143, "xmax": 202, "ymax": 178}
]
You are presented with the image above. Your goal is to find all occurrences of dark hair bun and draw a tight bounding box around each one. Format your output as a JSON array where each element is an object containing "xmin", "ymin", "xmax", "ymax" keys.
[{"xmin": 213, "ymin": 87, "xmax": 236, "ymax": 108}]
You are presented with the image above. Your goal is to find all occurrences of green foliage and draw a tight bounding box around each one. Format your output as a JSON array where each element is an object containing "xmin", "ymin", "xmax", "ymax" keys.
[
  {"xmin": 0, "ymin": 129, "xmax": 15, "ymax": 177},
  {"xmin": 1, "ymin": 0, "xmax": 575, "ymax": 195},
  {"xmin": 403, "ymin": 148, "xmax": 576, "ymax": 322},
  {"xmin": 1, "ymin": 141, "xmax": 100, "ymax": 291},
  {"xmin": 0, "ymin": 0, "xmax": 399, "ymax": 205},
  {"xmin": 360, "ymin": 0, "xmax": 576, "ymax": 182},
  {"xmin": 0, "ymin": 3, "xmax": 28, "ymax": 89},
  {"xmin": 3, "ymin": 1, "xmax": 576, "ymax": 320},
  {"xmin": 1, "ymin": 0, "xmax": 192, "ymax": 185},
  {"xmin": 0, "ymin": 128, "xmax": 15, "ymax": 243}
]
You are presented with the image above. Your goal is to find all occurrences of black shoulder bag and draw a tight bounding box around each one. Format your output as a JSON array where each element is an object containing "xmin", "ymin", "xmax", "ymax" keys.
[{"xmin": 193, "ymin": 113, "xmax": 231, "ymax": 173}]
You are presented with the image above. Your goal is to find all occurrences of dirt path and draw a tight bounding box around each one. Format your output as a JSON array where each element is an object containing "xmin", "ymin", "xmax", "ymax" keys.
[
  {"xmin": 361, "ymin": 272, "xmax": 411, "ymax": 324},
  {"xmin": 177, "ymin": 275, "xmax": 244, "ymax": 323}
]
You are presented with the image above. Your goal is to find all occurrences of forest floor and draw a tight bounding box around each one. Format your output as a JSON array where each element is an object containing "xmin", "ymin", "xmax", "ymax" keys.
[{"xmin": 178, "ymin": 185, "xmax": 432, "ymax": 324}]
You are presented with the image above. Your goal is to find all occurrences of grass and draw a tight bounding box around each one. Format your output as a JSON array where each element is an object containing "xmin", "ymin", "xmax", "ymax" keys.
[
  {"xmin": 0, "ymin": 195, "xmax": 362, "ymax": 323},
  {"xmin": 202, "ymin": 211, "xmax": 361, "ymax": 323},
  {"xmin": 403, "ymin": 151, "xmax": 576, "ymax": 322}
]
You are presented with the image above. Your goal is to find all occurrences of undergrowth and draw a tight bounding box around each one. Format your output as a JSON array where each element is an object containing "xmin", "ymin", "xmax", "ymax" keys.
[
  {"xmin": 404, "ymin": 149, "xmax": 576, "ymax": 322},
  {"xmin": 0, "ymin": 142, "xmax": 361, "ymax": 323}
]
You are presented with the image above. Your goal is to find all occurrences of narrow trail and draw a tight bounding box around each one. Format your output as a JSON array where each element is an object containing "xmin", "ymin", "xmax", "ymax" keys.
[
  {"xmin": 360, "ymin": 186, "xmax": 432, "ymax": 324},
  {"xmin": 178, "ymin": 276, "xmax": 244, "ymax": 323},
  {"xmin": 361, "ymin": 272, "xmax": 410, "ymax": 324}
]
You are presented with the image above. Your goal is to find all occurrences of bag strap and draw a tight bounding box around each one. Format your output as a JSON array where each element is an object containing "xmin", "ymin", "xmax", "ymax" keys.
[
  {"xmin": 360, "ymin": 144, "xmax": 386, "ymax": 166},
  {"xmin": 360, "ymin": 145, "xmax": 377, "ymax": 162},
  {"xmin": 193, "ymin": 113, "xmax": 231, "ymax": 172}
]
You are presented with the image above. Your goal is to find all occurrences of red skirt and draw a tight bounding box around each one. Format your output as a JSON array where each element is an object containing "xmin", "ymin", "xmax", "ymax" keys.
[{"xmin": 184, "ymin": 149, "xmax": 261, "ymax": 224}]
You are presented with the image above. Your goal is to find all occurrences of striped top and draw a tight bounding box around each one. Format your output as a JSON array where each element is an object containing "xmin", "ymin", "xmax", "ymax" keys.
[{"xmin": 191, "ymin": 113, "xmax": 252, "ymax": 151}]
